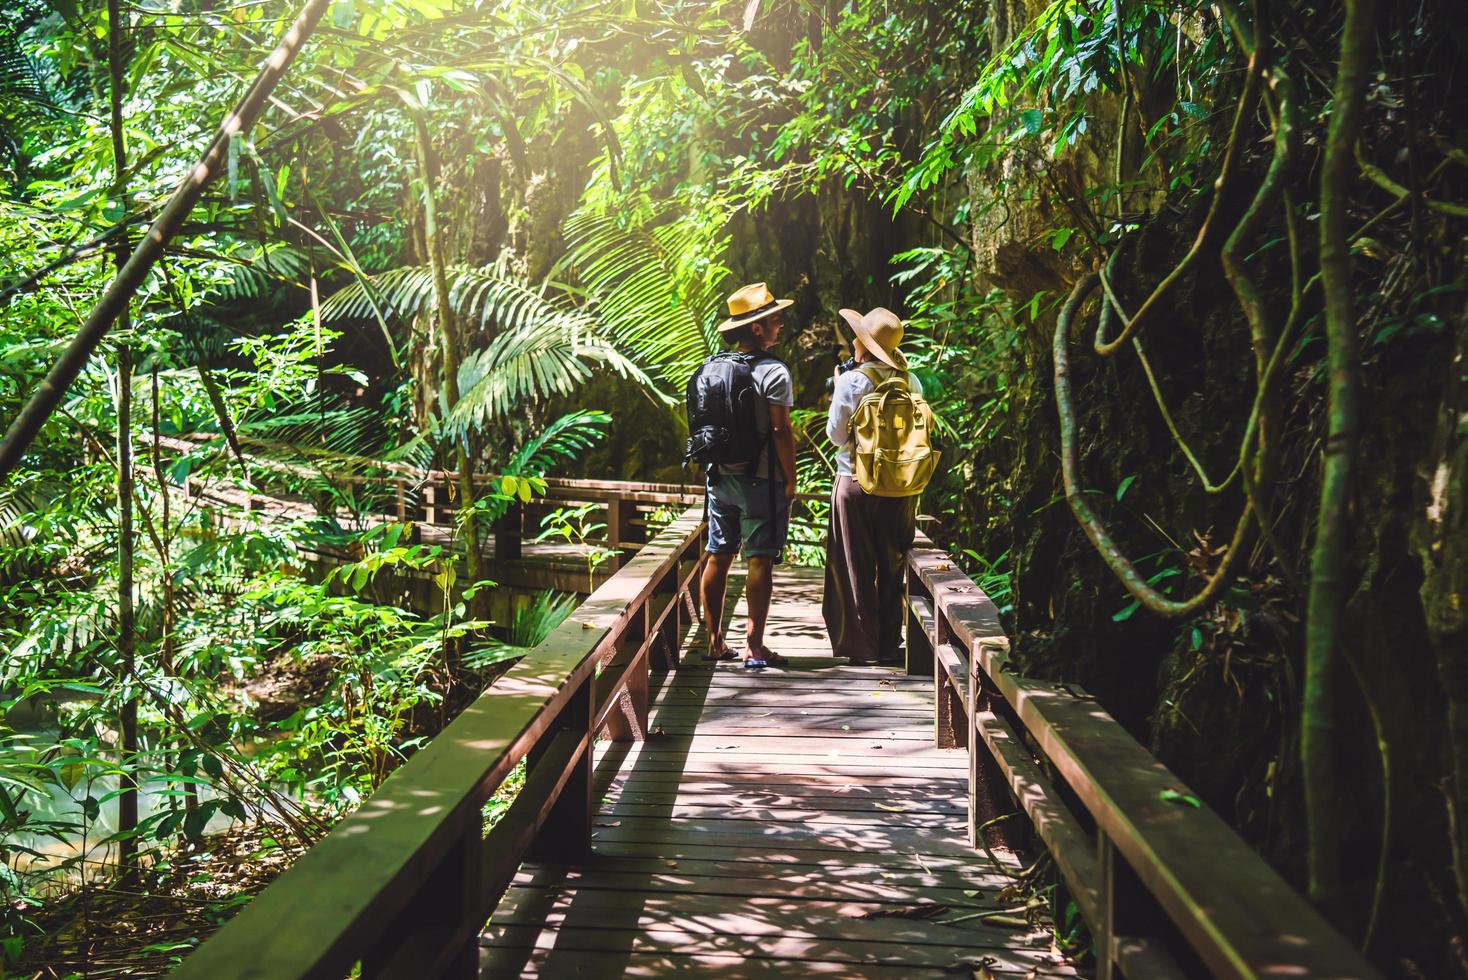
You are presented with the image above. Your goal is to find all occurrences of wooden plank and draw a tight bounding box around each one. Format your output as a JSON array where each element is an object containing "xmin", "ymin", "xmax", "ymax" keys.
[
  {"xmin": 596, "ymin": 732, "xmax": 965, "ymax": 762},
  {"xmin": 483, "ymin": 946, "xmax": 1076, "ymax": 978},
  {"xmin": 644, "ymin": 719, "xmax": 935, "ymax": 740},
  {"xmin": 936, "ymin": 643, "xmax": 968, "ymax": 708},
  {"xmin": 588, "ymin": 818, "xmax": 976, "ymax": 859},
  {"xmin": 588, "ymin": 837, "xmax": 1006, "ymax": 872},
  {"xmin": 510, "ymin": 867, "xmax": 1002, "ymax": 908},
  {"xmin": 973, "ymin": 709, "xmax": 1100, "ymax": 924},
  {"xmin": 483, "ymin": 943, "xmax": 1076, "ymax": 978},
  {"xmin": 599, "ymin": 796, "xmax": 966, "ymax": 820},
  {"xmin": 591, "ymin": 756, "xmax": 969, "ymax": 780},
  {"xmin": 490, "ymin": 885, "xmax": 1045, "ymax": 950},
  {"xmin": 908, "ymin": 594, "xmax": 937, "ymax": 645},
  {"xmin": 906, "ymin": 540, "xmax": 1008, "ymax": 659},
  {"xmin": 651, "ymin": 704, "xmax": 933, "ymax": 722},
  {"xmin": 653, "ymin": 670, "xmax": 928, "ymax": 689},
  {"xmin": 598, "ymin": 802, "xmax": 964, "ymax": 830},
  {"xmin": 480, "ymin": 920, "xmax": 1065, "ymax": 972},
  {"xmin": 599, "ymin": 772, "xmax": 969, "ymax": 795},
  {"xmin": 524, "ymin": 855, "xmax": 1010, "ymax": 890},
  {"xmin": 652, "ymin": 688, "xmax": 931, "ymax": 708}
]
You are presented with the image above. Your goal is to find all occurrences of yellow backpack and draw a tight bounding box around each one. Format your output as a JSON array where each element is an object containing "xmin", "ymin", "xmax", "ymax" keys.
[{"xmin": 849, "ymin": 364, "xmax": 940, "ymax": 497}]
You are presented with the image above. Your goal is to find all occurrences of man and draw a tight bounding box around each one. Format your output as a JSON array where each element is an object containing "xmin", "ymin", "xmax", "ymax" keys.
[
  {"xmin": 697, "ymin": 283, "xmax": 798, "ymax": 669},
  {"xmin": 823, "ymin": 307, "xmax": 923, "ymax": 664}
]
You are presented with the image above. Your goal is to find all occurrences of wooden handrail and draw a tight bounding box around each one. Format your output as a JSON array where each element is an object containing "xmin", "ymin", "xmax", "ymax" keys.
[
  {"xmin": 172, "ymin": 506, "xmax": 707, "ymax": 979},
  {"xmin": 903, "ymin": 534, "xmax": 1381, "ymax": 979}
]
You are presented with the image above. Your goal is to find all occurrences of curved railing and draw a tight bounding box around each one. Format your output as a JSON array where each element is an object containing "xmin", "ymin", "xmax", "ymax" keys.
[
  {"xmin": 173, "ymin": 506, "xmax": 706, "ymax": 979},
  {"xmin": 906, "ymin": 533, "xmax": 1381, "ymax": 979}
]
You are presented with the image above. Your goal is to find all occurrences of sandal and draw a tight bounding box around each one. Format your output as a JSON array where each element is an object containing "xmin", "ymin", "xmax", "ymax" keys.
[
  {"xmin": 701, "ymin": 648, "xmax": 738, "ymax": 662},
  {"xmin": 762, "ymin": 652, "xmax": 789, "ymax": 668},
  {"xmin": 743, "ymin": 656, "xmax": 767, "ymax": 670}
]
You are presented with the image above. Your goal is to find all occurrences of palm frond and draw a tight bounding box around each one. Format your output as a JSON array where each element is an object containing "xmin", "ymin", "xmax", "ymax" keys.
[
  {"xmin": 204, "ymin": 243, "xmax": 314, "ymax": 305},
  {"xmin": 562, "ymin": 205, "xmax": 729, "ymax": 390},
  {"xmin": 506, "ymin": 411, "xmax": 610, "ymax": 476},
  {"xmin": 321, "ymin": 265, "xmax": 438, "ymax": 323}
]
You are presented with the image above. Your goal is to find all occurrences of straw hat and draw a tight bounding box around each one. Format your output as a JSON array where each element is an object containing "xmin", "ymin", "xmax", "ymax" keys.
[
  {"xmin": 718, "ymin": 282, "xmax": 794, "ymax": 333},
  {"xmin": 838, "ymin": 307, "xmax": 905, "ymax": 370}
]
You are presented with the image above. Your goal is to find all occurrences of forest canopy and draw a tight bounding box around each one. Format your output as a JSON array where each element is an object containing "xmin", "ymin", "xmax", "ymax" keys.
[{"xmin": 1, "ymin": 0, "xmax": 1466, "ymax": 975}]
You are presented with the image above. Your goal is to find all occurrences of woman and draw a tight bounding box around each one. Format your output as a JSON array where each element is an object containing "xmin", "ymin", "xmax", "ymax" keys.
[{"xmin": 822, "ymin": 307, "xmax": 923, "ymax": 665}]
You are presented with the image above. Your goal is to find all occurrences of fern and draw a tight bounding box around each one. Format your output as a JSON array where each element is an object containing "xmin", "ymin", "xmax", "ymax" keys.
[
  {"xmin": 462, "ymin": 589, "xmax": 577, "ymax": 670},
  {"xmin": 320, "ymin": 203, "xmax": 732, "ymax": 425},
  {"xmin": 323, "ymin": 261, "xmax": 667, "ymax": 433},
  {"xmin": 505, "ymin": 411, "xmax": 610, "ymax": 477},
  {"xmin": 204, "ymin": 243, "xmax": 313, "ymax": 305},
  {"xmin": 562, "ymin": 204, "xmax": 729, "ymax": 390}
]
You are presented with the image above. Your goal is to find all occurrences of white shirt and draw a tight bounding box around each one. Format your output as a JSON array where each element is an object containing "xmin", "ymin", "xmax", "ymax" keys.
[{"xmin": 826, "ymin": 363, "xmax": 924, "ymax": 476}]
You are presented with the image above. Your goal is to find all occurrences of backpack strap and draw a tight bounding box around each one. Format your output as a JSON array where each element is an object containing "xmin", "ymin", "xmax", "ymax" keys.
[{"xmin": 742, "ymin": 351, "xmax": 784, "ymax": 480}]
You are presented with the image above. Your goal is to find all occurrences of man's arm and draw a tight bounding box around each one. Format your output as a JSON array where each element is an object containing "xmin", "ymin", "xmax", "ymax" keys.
[{"xmin": 768, "ymin": 402, "xmax": 797, "ymax": 500}]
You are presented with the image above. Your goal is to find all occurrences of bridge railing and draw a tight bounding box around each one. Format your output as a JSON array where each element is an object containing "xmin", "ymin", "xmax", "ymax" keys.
[
  {"xmin": 173, "ymin": 505, "xmax": 707, "ymax": 979},
  {"xmin": 904, "ymin": 534, "xmax": 1381, "ymax": 979}
]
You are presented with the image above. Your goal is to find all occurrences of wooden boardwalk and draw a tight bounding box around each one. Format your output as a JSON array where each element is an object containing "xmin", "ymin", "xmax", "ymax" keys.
[{"xmin": 481, "ymin": 566, "xmax": 1077, "ymax": 977}]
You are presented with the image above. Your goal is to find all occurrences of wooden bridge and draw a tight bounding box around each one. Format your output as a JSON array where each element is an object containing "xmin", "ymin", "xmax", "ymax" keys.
[{"xmin": 170, "ymin": 493, "xmax": 1382, "ymax": 979}]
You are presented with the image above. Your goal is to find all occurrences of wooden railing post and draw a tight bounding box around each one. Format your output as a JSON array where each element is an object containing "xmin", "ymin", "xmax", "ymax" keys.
[
  {"xmin": 395, "ymin": 480, "xmax": 407, "ymax": 523},
  {"xmin": 606, "ymin": 492, "xmax": 641, "ymax": 568},
  {"xmin": 494, "ymin": 500, "xmax": 523, "ymax": 561},
  {"xmin": 967, "ymin": 639, "xmax": 1021, "ymax": 852},
  {"xmin": 424, "ymin": 483, "xmax": 438, "ymax": 526},
  {"xmin": 661, "ymin": 569, "xmax": 683, "ymax": 671},
  {"xmin": 529, "ymin": 681, "xmax": 593, "ymax": 861},
  {"xmin": 905, "ymin": 568, "xmax": 935, "ymax": 679},
  {"xmin": 607, "ymin": 602, "xmax": 649, "ymax": 743},
  {"xmin": 361, "ymin": 819, "xmax": 482, "ymax": 979}
]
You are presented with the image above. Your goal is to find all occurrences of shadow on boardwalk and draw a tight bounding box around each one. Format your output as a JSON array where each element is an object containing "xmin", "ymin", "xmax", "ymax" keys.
[{"xmin": 481, "ymin": 565, "xmax": 1076, "ymax": 978}]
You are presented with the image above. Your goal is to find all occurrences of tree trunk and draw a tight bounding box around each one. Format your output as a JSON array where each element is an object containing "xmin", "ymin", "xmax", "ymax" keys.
[
  {"xmin": 1303, "ymin": 0, "xmax": 1376, "ymax": 917},
  {"xmin": 413, "ymin": 111, "xmax": 485, "ymax": 629},
  {"xmin": 107, "ymin": 0, "xmax": 139, "ymax": 875}
]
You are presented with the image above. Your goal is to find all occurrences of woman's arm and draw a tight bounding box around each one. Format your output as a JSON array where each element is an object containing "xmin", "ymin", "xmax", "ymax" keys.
[{"xmin": 826, "ymin": 373, "xmax": 859, "ymax": 446}]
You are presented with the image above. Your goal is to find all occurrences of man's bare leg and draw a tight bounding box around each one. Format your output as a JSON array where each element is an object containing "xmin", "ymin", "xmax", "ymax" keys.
[
  {"xmin": 744, "ymin": 555, "xmax": 775, "ymax": 662},
  {"xmin": 700, "ymin": 552, "xmax": 737, "ymax": 658}
]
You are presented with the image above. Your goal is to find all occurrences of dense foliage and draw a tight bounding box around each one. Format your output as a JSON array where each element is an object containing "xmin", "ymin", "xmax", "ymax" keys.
[{"xmin": 1, "ymin": 0, "xmax": 1465, "ymax": 975}]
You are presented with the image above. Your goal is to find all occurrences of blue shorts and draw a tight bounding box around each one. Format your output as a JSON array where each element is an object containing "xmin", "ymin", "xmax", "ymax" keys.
[{"xmin": 706, "ymin": 475, "xmax": 790, "ymax": 561}]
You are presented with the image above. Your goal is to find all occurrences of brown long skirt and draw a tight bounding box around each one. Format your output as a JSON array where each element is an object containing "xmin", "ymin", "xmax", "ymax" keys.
[{"xmin": 822, "ymin": 475, "xmax": 917, "ymax": 664}]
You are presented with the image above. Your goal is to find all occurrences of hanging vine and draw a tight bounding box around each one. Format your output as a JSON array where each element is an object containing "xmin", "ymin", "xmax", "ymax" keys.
[{"xmin": 1052, "ymin": 0, "xmax": 1296, "ymax": 620}]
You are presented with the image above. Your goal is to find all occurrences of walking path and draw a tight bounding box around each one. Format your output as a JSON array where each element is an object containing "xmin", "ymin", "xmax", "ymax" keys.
[{"xmin": 481, "ymin": 565, "xmax": 1077, "ymax": 977}]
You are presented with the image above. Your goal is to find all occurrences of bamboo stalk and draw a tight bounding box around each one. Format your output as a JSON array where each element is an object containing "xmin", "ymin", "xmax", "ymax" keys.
[{"xmin": 0, "ymin": 0, "xmax": 333, "ymax": 480}]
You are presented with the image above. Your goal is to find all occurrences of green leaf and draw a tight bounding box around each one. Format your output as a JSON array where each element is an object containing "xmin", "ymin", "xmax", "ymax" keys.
[
  {"xmin": 1112, "ymin": 600, "xmax": 1140, "ymax": 622},
  {"xmin": 1116, "ymin": 475, "xmax": 1136, "ymax": 500},
  {"xmin": 1159, "ymin": 787, "xmax": 1201, "ymax": 809},
  {"xmin": 183, "ymin": 805, "xmax": 212, "ymax": 840},
  {"xmin": 384, "ymin": 523, "xmax": 405, "ymax": 549},
  {"xmin": 1019, "ymin": 107, "xmax": 1043, "ymax": 135}
]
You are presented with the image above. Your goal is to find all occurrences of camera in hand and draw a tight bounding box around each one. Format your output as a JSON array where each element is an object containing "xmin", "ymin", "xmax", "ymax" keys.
[{"xmin": 824, "ymin": 356, "xmax": 858, "ymax": 393}]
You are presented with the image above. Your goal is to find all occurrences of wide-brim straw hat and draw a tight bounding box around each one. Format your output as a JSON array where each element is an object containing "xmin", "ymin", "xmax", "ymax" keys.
[
  {"xmin": 718, "ymin": 282, "xmax": 795, "ymax": 333},
  {"xmin": 838, "ymin": 306, "xmax": 905, "ymax": 370}
]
